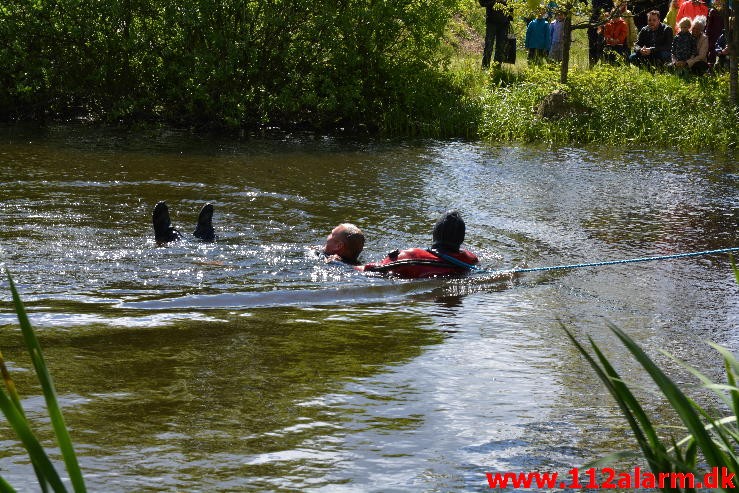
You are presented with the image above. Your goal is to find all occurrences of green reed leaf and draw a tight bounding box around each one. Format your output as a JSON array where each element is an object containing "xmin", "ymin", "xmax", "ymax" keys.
[
  {"xmin": 0, "ymin": 350, "xmax": 51, "ymax": 492},
  {"xmin": 0, "ymin": 388, "xmax": 67, "ymax": 492},
  {"xmin": 560, "ymin": 325, "xmax": 673, "ymax": 481},
  {"xmin": 0, "ymin": 475, "xmax": 18, "ymax": 493},
  {"xmin": 606, "ymin": 322, "xmax": 735, "ymax": 483},
  {"xmin": 6, "ymin": 271, "xmax": 86, "ymax": 493}
]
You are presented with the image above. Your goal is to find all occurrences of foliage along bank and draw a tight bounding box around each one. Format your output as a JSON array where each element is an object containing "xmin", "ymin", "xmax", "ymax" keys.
[
  {"xmin": 2, "ymin": 0, "xmax": 738, "ymax": 150},
  {"xmin": 0, "ymin": 0, "xmax": 481, "ymax": 135}
]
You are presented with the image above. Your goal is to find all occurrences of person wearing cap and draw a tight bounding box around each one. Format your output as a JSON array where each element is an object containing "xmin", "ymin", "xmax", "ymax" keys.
[
  {"xmin": 322, "ymin": 223, "xmax": 366, "ymax": 265},
  {"xmin": 358, "ymin": 211, "xmax": 480, "ymax": 279}
]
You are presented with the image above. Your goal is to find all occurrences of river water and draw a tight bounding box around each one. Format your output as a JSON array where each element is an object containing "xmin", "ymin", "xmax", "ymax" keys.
[{"xmin": 0, "ymin": 125, "xmax": 737, "ymax": 491}]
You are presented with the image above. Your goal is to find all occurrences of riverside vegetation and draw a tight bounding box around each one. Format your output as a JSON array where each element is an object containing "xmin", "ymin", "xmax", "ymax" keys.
[{"xmin": 1, "ymin": 0, "xmax": 737, "ymax": 149}]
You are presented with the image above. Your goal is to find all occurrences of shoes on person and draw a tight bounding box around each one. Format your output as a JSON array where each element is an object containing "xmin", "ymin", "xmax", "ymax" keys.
[
  {"xmin": 152, "ymin": 201, "xmax": 183, "ymax": 244},
  {"xmin": 193, "ymin": 203, "xmax": 216, "ymax": 242}
]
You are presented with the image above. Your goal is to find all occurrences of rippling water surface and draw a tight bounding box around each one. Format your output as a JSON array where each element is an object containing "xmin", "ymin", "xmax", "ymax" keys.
[{"xmin": 0, "ymin": 125, "xmax": 737, "ymax": 491}]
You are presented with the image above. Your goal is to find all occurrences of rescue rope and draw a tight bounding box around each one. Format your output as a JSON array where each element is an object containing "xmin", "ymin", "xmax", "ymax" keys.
[{"xmin": 432, "ymin": 247, "xmax": 739, "ymax": 275}]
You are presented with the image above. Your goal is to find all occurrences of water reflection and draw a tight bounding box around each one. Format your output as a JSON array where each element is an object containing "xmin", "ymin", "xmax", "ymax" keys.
[{"xmin": 0, "ymin": 125, "xmax": 736, "ymax": 491}]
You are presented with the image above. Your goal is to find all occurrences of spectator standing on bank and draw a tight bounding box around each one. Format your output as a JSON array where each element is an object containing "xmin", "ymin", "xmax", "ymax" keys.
[
  {"xmin": 665, "ymin": 0, "xmax": 681, "ymax": 30},
  {"xmin": 526, "ymin": 10, "xmax": 552, "ymax": 63},
  {"xmin": 589, "ymin": 0, "xmax": 615, "ymax": 66},
  {"xmin": 620, "ymin": 1, "xmax": 639, "ymax": 51},
  {"xmin": 705, "ymin": 0, "xmax": 727, "ymax": 65},
  {"xmin": 676, "ymin": 0, "xmax": 709, "ymax": 27},
  {"xmin": 549, "ymin": 11, "xmax": 566, "ymax": 61},
  {"xmin": 481, "ymin": 0, "xmax": 512, "ymax": 68}
]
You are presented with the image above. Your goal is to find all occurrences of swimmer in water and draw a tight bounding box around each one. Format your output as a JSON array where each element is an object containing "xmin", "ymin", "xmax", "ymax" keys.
[
  {"xmin": 359, "ymin": 210, "xmax": 479, "ymax": 278},
  {"xmin": 323, "ymin": 212, "xmax": 479, "ymax": 278},
  {"xmin": 152, "ymin": 201, "xmax": 216, "ymax": 245},
  {"xmin": 322, "ymin": 223, "xmax": 366, "ymax": 265}
]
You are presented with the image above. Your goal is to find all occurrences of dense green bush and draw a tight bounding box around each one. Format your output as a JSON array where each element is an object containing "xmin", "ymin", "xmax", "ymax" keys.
[
  {"xmin": 0, "ymin": 0, "xmax": 474, "ymax": 133},
  {"xmin": 3, "ymin": 0, "xmax": 737, "ymax": 145}
]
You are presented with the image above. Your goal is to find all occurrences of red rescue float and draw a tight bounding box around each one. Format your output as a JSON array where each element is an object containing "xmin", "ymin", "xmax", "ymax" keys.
[{"xmin": 360, "ymin": 248, "xmax": 479, "ymax": 279}]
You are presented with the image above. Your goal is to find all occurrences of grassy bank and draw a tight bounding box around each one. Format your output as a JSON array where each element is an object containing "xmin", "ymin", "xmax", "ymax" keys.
[
  {"xmin": 447, "ymin": 5, "xmax": 739, "ymax": 151},
  {"xmin": 476, "ymin": 63, "xmax": 739, "ymax": 151}
]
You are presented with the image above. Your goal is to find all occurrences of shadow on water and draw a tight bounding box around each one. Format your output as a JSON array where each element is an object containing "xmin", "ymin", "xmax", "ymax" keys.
[
  {"xmin": 0, "ymin": 306, "xmax": 445, "ymax": 491},
  {"xmin": 0, "ymin": 124, "xmax": 737, "ymax": 491}
]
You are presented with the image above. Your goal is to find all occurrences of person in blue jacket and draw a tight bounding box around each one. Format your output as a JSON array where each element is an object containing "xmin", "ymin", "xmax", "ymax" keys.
[{"xmin": 526, "ymin": 10, "xmax": 552, "ymax": 63}]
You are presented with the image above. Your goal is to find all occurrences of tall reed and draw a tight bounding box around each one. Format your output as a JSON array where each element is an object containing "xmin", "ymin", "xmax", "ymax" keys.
[
  {"xmin": 563, "ymin": 256, "xmax": 739, "ymax": 492},
  {"xmin": 0, "ymin": 270, "xmax": 86, "ymax": 492}
]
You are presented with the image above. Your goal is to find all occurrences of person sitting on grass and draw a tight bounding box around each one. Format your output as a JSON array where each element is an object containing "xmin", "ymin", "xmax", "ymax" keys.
[
  {"xmin": 629, "ymin": 10, "xmax": 673, "ymax": 67},
  {"xmin": 525, "ymin": 9, "xmax": 552, "ymax": 64},
  {"xmin": 152, "ymin": 201, "xmax": 216, "ymax": 245},
  {"xmin": 669, "ymin": 17, "xmax": 698, "ymax": 73},
  {"xmin": 714, "ymin": 30, "xmax": 730, "ymax": 72},
  {"xmin": 601, "ymin": 10, "xmax": 629, "ymax": 62},
  {"xmin": 685, "ymin": 16, "xmax": 709, "ymax": 74}
]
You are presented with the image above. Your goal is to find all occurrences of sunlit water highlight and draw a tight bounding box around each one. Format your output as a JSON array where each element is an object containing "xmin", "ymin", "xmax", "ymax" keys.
[{"xmin": 0, "ymin": 125, "xmax": 737, "ymax": 491}]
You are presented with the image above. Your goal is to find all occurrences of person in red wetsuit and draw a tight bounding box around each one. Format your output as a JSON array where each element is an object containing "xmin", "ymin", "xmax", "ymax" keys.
[{"xmin": 359, "ymin": 211, "xmax": 479, "ymax": 278}]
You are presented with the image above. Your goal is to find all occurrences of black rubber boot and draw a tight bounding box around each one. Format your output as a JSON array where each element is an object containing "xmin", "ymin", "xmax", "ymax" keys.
[
  {"xmin": 152, "ymin": 201, "xmax": 182, "ymax": 244},
  {"xmin": 193, "ymin": 203, "xmax": 216, "ymax": 242}
]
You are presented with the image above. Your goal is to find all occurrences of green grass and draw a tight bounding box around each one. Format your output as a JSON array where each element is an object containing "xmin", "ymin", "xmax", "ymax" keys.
[
  {"xmin": 475, "ymin": 63, "xmax": 739, "ymax": 151},
  {"xmin": 445, "ymin": 5, "xmax": 738, "ymax": 151},
  {"xmin": 0, "ymin": 270, "xmax": 86, "ymax": 493}
]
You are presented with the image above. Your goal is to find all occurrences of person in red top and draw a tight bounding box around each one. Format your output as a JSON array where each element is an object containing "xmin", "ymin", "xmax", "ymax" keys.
[
  {"xmin": 359, "ymin": 211, "xmax": 480, "ymax": 278},
  {"xmin": 676, "ymin": 0, "xmax": 708, "ymax": 27},
  {"xmin": 601, "ymin": 13, "xmax": 629, "ymax": 61}
]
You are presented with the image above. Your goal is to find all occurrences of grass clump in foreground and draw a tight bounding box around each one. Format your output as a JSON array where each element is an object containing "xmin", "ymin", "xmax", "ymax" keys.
[
  {"xmin": 0, "ymin": 271, "xmax": 86, "ymax": 492},
  {"xmin": 477, "ymin": 63, "xmax": 739, "ymax": 151},
  {"xmin": 563, "ymin": 256, "xmax": 739, "ymax": 491}
]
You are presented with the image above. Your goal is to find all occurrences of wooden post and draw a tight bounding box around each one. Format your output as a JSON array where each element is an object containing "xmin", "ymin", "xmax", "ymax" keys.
[{"xmin": 560, "ymin": 11, "xmax": 572, "ymax": 84}]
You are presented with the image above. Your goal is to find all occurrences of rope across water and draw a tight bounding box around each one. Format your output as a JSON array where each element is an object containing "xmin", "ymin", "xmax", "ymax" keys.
[{"xmin": 432, "ymin": 247, "xmax": 739, "ymax": 275}]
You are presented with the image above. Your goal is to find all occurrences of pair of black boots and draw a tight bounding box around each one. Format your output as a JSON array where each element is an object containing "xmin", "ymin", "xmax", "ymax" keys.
[{"xmin": 152, "ymin": 201, "xmax": 216, "ymax": 244}]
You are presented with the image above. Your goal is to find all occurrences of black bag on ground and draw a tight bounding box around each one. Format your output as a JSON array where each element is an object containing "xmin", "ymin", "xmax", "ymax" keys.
[{"xmin": 504, "ymin": 33, "xmax": 517, "ymax": 64}]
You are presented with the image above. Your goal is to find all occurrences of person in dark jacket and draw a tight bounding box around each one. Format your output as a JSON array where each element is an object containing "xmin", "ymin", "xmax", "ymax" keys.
[
  {"xmin": 714, "ymin": 30, "xmax": 729, "ymax": 71},
  {"xmin": 482, "ymin": 0, "xmax": 512, "ymax": 68},
  {"xmin": 589, "ymin": 0, "xmax": 615, "ymax": 66},
  {"xmin": 629, "ymin": 10, "xmax": 674, "ymax": 67}
]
